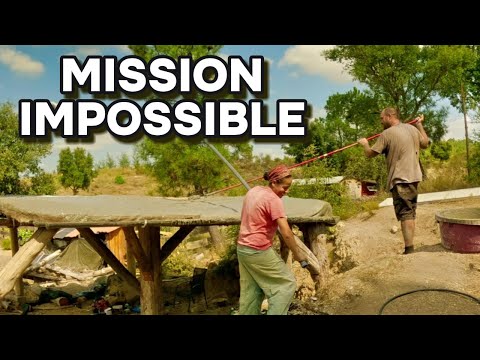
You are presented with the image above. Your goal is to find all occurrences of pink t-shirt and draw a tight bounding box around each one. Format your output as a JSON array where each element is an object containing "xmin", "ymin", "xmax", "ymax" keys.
[{"xmin": 237, "ymin": 186, "xmax": 286, "ymax": 250}]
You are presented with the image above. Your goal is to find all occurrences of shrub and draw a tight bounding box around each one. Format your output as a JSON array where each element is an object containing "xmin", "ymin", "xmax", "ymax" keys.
[
  {"xmin": 114, "ymin": 175, "xmax": 125, "ymax": 185},
  {"xmin": 0, "ymin": 228, "xmax": 35, "ymax": 250}
]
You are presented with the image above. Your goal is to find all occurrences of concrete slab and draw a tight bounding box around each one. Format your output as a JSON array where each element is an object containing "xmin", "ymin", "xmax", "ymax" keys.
[{"xmin": 379, "ymin": 187, "xmax": 480, "ymax": 207}]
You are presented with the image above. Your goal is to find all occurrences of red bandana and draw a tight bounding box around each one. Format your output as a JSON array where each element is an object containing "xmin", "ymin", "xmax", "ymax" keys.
[{"xmin": 268, "ymin": 165, "xmax": 291, "ymax": 183}]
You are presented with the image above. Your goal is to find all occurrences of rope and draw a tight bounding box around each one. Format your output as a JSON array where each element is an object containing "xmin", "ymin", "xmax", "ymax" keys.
[{"xmin": 378, "ymin": 288, "xmax": 480, "ymax": 315}]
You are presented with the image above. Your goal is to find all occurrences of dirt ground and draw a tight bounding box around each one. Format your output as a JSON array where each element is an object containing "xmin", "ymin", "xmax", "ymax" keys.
[
  {"xmin": 2, "ymin": 195, "xmax": 480, "ymax": 315},
  {"xmin": 293, "ymin": 195, "xmax": 480, "ymax": 315}
]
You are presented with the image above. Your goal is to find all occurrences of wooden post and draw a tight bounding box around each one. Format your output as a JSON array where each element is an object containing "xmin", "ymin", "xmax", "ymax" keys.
[
  {"xmin": 138, "ymin": 226, "xmax": 163, "ymax": 315},
  {"xmin": 300, "ymin": 223, "xmax": 330, "ymax": 290},
  {"xmin": 123, "ymin": 227, "xmax": 151, "ymax": 273},
  {"xmin": 9, "ymin": 225, "xmax": 24, "ymax": 303},
  {"xmin": 0, "ymin": 228, "xmax": 58, "ymax": 299},
  {"xmin": 125, "ymin": 234, "xmax": 137, "ymax": 276}
]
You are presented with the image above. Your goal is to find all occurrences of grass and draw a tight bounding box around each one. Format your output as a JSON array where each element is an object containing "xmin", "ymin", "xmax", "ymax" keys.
[
  {"xmin": 55, "ymin": 167, "xmax": 159, "ymax": 196},
  {"xmin": 333, "ymin": 195, "xmax": 384, "ymax": 220}
]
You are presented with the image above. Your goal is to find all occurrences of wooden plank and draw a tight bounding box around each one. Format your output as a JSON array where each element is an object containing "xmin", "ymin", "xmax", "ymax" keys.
[
  {"xmin": 0, "ymin": 228, "xmax": 58, "ymax": 299},
  {"xmin": 0, "ymin": 218, "xmax": 13, "ymax": 227},
  {"xmin": 25, "ymin": 249, "xmax": 62, "ymax": 273},
  {"xmin": 78, "ymin": 228, "xmax": 140, "ymax": 293}
]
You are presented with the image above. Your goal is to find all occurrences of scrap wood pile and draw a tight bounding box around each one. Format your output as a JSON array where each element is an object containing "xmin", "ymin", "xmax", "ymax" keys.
[{"xmin": 24, "ymin": 238, "xmax": 114, "ymax": 282}]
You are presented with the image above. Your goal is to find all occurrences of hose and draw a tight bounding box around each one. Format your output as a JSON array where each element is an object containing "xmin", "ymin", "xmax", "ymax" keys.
[{"xmin": 378, "ymin": 288, "xmax": 480, "ymax": 315}]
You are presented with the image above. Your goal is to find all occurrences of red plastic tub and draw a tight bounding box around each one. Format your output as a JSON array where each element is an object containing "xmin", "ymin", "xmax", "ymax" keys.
[{"xmin": 435, "ymin": 208, "xmax": 480, "ymax": 253}]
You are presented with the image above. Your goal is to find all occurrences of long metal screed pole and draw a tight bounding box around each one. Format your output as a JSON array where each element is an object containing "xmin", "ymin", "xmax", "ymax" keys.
[{"xmin": 204, "ymin": 139, "xmax": 309, "ymax": 268}]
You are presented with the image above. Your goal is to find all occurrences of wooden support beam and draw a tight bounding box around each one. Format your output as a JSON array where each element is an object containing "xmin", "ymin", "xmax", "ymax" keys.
[
  {"xmin": 159, "ymin": 225, "xmax": 196, "ymax": 263},
  {"xmin": 9, "ymin": 225, "xmax": 24, "ymax": 300},
  {"xmin": 299, "ymin": 223, "xmax": 330, "ymax": 291},
  {"xmin": 0, "ymin": 218, "xmax": 13, "ymax": 227},
  {"xmin": 126, "ymin": 240, "xmax": 137, "ymax": 276},
  {"xmin": 151, "ymin": 227, "xmax": 163, "ymax": 314},
  {"xmin": 78, "ymin": 228, "xmax": 140, "ymax": 293},
  {"xmin": 0, "ymin": 228, "xmax": 58, "ymax": 299},
  {"xmin": 138, "ymin": 226, "xmax": 163, "ymax": 315},
  {"xmin": 122, "ymin": 227, "xmax": 151, "ymax": 273}
]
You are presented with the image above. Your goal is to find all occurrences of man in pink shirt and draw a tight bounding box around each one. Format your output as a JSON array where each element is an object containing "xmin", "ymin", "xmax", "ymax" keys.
[{"xmin": 237, "ymin": 164, "xmax": 307, "ymax": 315}]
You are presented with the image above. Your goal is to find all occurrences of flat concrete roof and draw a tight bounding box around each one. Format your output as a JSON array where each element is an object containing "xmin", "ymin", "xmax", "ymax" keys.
[{"xmin": 0, "ymin": 195, "xmax": 338, "ymax": 227}]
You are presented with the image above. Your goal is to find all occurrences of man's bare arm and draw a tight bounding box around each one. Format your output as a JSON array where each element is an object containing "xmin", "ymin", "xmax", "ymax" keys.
[
  {"xmin": 358, "ymin": 138, "xmax": 380, "ymax": 158},
  {"xmin": 413, "ymin": 114, "xmax": 429, "ymax": 149}
]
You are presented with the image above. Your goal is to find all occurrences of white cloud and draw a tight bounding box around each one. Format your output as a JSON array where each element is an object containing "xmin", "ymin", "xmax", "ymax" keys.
[
  {"xmin": 278, "ymin": 45, "xmax": 354, "ymax": 84},
  {"xmin": 218, "ymin": 53, "xmax": 273, "ymax": 67},
  {"xmin": 73, "ymin": 45, "xmax": 131, "ymax": 57},
  {"xmin": 52, "ymin": 132, "xmax": 129, "ymax": 152},
  {"xmin": 252, "ymin": 142, "xmax": 285, "ymax": 159},
  {"xmin": 43, "ymin": 133, "xmax": 137, "ymax": 172},
  {"xmin": 112, "ymin": 45, "xmax": 131, "ymax": 54},
  {"xmin": 446, "ymin": 113, "xmax": 480, "ymax": 140},
  {"xmin": 309, "ymin": 106, "xmax": 327, "ymax": 120},
  {"xmin": 0, "ymin": 46, "xmax": 44, "ymax": 76}
]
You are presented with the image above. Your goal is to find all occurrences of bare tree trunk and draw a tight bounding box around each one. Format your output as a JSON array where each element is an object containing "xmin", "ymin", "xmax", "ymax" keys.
[
  {"xmin": 461, "ymin": 82, "xmax": 470, "ymax": 177},
  {"xmin": 208, "ymin": 226, "xmax": 225, "ymax": 254}
]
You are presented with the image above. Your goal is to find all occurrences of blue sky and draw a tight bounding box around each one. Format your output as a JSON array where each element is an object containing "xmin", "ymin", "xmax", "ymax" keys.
[{"xmin": 0, "ymin": 45, "xmax": 476, "ymax": 172}]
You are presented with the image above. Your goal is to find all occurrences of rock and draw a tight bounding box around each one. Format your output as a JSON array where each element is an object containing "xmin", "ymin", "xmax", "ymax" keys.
[
  {"xmin": 390, "ymin": 225, "xmax": 399, "ymax": 234},
  {"xmin": 105, "ymin": 274, "xmax": 139, "ymax": 304}
]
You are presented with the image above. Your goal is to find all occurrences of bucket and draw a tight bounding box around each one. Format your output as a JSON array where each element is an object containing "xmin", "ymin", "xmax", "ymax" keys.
[{"xmin": 435, "ymin": 208, "xmax": 480, "ymax": 253}]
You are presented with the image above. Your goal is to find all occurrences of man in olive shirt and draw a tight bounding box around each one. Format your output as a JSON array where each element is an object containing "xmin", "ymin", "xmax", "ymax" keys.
[{"xmin": 358, "ymin": 107, "xmax": 429, "ymax": 254}]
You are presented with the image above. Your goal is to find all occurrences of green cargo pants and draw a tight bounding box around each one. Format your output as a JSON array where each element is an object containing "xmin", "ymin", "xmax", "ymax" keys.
[{"xmin": 237, "ymin": 244, "xmax": 296, "ymax": 315}]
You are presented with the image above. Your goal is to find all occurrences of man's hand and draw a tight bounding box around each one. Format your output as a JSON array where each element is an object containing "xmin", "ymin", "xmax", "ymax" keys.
[
  {"xmin": 358, "ymin": 138, "xmax": 378, "ymax": 158},
  {"xmin": 415, "ymin": 114, "xmax": 424, "ymax": 124},
  {"xmin": 358, "ymin": 138, "xmax": 368, "ymax": 147}
]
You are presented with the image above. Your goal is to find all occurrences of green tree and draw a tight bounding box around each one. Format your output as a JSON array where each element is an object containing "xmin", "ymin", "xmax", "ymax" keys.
[
  {"xmin": 0, "ymin": 102, "xmax": 52, "ymax": 195},
  {"xmin": 105, "ymin": 153, "xmax": 116, "ymax": 168},
  {"xmin": 118, "ymin": 153, "xmax": 130, "ymax": 168},
  {"xmin": 324, "ymin": 45, "xmax": 472, "ymax": 141},
  {"xmin": 437, "ymin": 45, "xmax": 479, "ymax": 176},
  {"xmin": 28, "ymin": 170, "xmax": 58, "ymax": 195},
  {"xmin": 429, "ymin": 141, "xmax": 453, "ymax": 161},
  {"xmin": 57, "ymin": 147, "xmax": 96, "ymax": 194},
  {"xmin": 129, "ymin": 45, "xmax": 257, "ymax": 195},
  {"xmin": 283, "ymin": 88, "xmax": 380, "ymax": 167},
  {"xmin": 135, "ymin": 138, "xmax": 252, "ymax": 196}
]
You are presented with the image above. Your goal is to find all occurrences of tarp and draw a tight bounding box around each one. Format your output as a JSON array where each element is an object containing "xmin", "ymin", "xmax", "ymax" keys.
[{"xmin": 54, "ymin": 237, "xmax": 104, "ymax": 272}]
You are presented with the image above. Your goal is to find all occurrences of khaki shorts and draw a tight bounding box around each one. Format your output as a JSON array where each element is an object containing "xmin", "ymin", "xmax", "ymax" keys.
[{"xmin": 391, "ymin": 182, "xmax": 419, "ymax": 221}]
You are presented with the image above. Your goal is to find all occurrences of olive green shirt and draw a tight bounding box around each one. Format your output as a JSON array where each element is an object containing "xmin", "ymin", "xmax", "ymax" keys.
[{"xmin": 371, "ymin": 123, "xmax": 423, "ymax": 191}]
